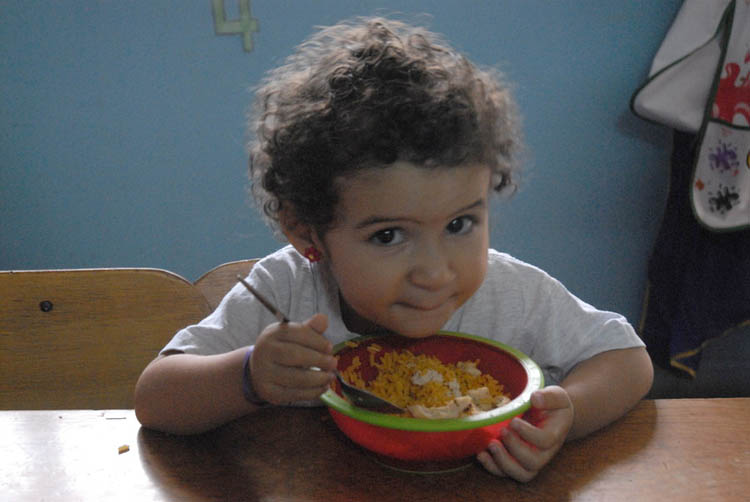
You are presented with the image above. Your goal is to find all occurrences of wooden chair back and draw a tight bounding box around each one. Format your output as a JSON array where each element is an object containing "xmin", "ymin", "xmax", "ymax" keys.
[
  {"xmin": 0, "ymin": 268, "xmax": 212, "ymax": 409},
  {"xmin": 194, "ymin": 259, "xmax": 259, "ymax": 311}
]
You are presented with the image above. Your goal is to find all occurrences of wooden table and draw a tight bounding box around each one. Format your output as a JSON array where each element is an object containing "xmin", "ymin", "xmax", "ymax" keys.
[{"xmin": 2, "ymin": 399, "xmax": 748, "ymax": 501}]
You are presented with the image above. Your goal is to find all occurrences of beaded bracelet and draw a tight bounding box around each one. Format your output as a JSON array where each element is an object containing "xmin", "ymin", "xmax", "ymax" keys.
[{"xmin": 242, "ymin": 346, "xmax": 268, "ymax": 406}]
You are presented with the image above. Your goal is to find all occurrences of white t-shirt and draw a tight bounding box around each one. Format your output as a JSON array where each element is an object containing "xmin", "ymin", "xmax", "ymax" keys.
[{"xmin": 162, "ymin": 246, "xmax": 644, "ymax": 386}]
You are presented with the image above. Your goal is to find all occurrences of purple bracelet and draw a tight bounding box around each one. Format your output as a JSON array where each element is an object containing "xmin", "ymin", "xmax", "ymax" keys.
[{"xmin": 242, "ymin": 346, "xmax": 268, "ymax": 406}]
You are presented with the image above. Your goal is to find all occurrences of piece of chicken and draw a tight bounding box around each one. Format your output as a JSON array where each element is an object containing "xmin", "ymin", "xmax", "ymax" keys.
[{"xmin": 407, "ymin": 395, "xmax": 474, "ymax": 419}]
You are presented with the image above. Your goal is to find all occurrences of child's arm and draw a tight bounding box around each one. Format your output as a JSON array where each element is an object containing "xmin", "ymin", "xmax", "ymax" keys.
[
  {"xmin": 135, "ymin": 313, "xmax": 336, "ymax": 435},
  {"xmin": 135, "ymin": 348, "xmax": 257, "ymax": 434},
  {"xmin": 560, "ymin": 345, "xmax": 653, "ymax": 440},
  {"xmin": 477, "ymin": 346, "xmax": 653, "ymax": 482}
]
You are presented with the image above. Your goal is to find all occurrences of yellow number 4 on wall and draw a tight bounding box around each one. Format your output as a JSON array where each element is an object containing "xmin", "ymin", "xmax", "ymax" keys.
[{"xmin": 211, "ymin": 0, "xmax": 259, "ymax": 52}]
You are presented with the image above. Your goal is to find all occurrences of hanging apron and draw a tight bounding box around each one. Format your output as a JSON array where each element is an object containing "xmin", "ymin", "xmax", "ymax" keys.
[{"xmin": 632, "ymin": 0, "xmax": 749, "ymax": 231}]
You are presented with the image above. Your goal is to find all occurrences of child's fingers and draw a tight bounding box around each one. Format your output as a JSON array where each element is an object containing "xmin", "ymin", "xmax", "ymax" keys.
[
  {"xmin": 276, "ymin": 315, "xmax": 332, "ymax": 355},
  {"xmin": 272, "ymin": 341, "xmax": 336, "ymax": 371},
  {"xmin": 251, "ymin": 359, "xmax": 334, "ymax": 405},
  {"xmin": 500, "ymin": 424, "xmax": 548, "ymax": 473},
  {"xmin": 504, "ymin": 401, "xmax": 573, "ymax": 460},
  {"xmin": 498, "ymin": 394, "xmax": 574, "ymax": 474},
  {"xmin": 476, "ymin": 450, "xmax": 505, "ymax": 477},
  {"xmin": 507, "ymin": 416, "xmax": 558, "ymax": 451},
  {"xmin": 304, "ymin": 313, "xmax": 328, "ymax": 335},
  {"xmin": 481, "ymin": 439, "xmax": 537, "ymax": 483},
  {"xmin": 260, "ymin": 379, "xmax": 332, "ymax": 405},
  {"xmin": 531, "ymin": 386, "xmax": 571, "ymax": 411},
  {"xmin": 259, "ymin": 317, "xmax": 336, "ymax": 370},
  {"xmin": 271, "ymin": 365, "xmax": 334, "ymax": 389},
  {"xmin": 522, "ymin": 387, "xmax": 575, "ymax": 448}
]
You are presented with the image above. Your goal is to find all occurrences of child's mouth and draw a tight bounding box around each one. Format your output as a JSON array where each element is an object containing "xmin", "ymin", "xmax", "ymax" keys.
[{"xmin": 397, "ymin": 296, "xmax": 454, "ymax": 312}]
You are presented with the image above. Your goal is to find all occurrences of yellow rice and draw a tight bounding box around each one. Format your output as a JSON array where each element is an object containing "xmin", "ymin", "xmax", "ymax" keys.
[{"xmin": 340, "ymin": 345, "xmax": 509, "ymax": 411}]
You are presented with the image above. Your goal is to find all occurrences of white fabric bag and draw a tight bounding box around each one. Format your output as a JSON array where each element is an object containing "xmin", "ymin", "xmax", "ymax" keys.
[{"xmin": 632, "ymin": 0, "xmax": 749, "ymax": 231}]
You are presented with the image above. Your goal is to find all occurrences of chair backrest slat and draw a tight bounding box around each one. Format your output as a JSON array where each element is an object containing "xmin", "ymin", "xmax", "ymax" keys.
[
  {"xmin": 0, "ymin": 268, "xmax": 212, "ymax": 409},
  {"xmin": 194, "ymin": 259, "xmax": 259, "ymax": 311}
]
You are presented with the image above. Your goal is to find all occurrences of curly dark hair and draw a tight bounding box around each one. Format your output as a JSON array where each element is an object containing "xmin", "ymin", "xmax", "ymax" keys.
[{"xmin": 248, "ymin": 16, "xmax": 522, "ymax": 235}]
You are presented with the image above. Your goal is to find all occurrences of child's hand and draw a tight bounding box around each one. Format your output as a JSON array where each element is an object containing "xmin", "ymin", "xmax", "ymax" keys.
[
  {"xmin": 250, "ymin": 313, "xmax": 336, "ymax": 405},
  {"xmin": 477, "ymin": 386, "xmax": 573, "ymax": 482}
]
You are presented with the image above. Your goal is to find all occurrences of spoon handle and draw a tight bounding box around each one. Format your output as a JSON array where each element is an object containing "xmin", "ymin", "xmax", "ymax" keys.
[
  {"xmin": 236, "ymin": 276, "xmax": 403, "ymax": 413},
  {"xmin": 236, "ymin": 275, "xmax": 290, "ymax": 323}
]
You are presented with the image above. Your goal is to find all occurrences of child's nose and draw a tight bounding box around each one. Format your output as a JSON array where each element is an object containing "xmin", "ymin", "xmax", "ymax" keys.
[{"xmin": 409, "ymin": 245, "xmax": 454, "ymax": 290}]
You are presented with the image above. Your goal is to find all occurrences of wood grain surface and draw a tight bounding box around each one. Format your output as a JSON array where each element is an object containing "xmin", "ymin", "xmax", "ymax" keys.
[
  {"xmin": 2, "ymin": 399, "xmax": 748, "ymax": 501},
  {"xmin": 0, "ymin": 268, "xmax": 211, "ymax": 409}
]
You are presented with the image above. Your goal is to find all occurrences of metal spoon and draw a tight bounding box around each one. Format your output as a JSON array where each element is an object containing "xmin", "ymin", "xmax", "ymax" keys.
[
  {"xmin": 333, "ymin": 370, "xmax": 405, "ymax": 414},
  {"xmin": 236, "ymin": 276, "xmax": 405, "ymax": 414}
]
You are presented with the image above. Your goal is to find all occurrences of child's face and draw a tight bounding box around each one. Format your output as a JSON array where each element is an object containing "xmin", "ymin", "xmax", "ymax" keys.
[{"xmin": 319, "ymin": 161, "xmax": 491, "ymax": 338}]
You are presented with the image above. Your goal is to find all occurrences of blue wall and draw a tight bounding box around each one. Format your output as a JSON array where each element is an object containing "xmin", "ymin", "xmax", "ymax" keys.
[{"xmin": 1, "ymin": 1, "xmax": 682, "ymax": 324}]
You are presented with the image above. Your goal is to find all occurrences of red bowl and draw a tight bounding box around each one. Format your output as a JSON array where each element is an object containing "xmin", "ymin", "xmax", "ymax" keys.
[{"xmin": 320, "ymin": 331, "xmax": 543, "ymax": 469}]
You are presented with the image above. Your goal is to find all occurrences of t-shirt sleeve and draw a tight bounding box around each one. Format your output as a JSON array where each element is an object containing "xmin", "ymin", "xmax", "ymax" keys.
[
  {"xmin": 453, "ymin": 251, "xmax": 644, "ymax": 386},
  {"xmin": 518, "ymin": 269, "xmax": 644, "ymax": 385},
  {"xmin": 160, "ymin": 257, "xmax": 288, "ymax": 356}
]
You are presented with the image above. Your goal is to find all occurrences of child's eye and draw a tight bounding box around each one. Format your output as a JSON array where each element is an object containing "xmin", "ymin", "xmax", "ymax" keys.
[
  {"xmin": 369, "ymin": 228, "xmax": 404, "ymax": 246},
  {"xmin": 446, "ymin": 216, "xmax": 476, "ymax": 235}
]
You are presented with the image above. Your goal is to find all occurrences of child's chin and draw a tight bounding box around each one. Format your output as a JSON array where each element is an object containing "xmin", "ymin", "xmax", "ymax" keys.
[
  {"xmin": 377, "ymin": 312, "xmax": 453, "ymax": 339},
  {"xmin": 389, "ymin": 324, "xmax": 446, "ymax": 339},
  {"xmin": 387, "ymin": 332, "xmax": 431, "ymax": 340}
]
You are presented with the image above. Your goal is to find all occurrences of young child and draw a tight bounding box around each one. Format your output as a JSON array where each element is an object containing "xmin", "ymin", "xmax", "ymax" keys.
[{"xmin": 135, "ymin": 16, "xmax": 653, "ymax": 482}]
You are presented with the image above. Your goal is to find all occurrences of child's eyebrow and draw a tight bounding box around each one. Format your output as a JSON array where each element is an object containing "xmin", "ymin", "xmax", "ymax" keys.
[{"xmin": 354, "ymin": 198, "xmax": 486, "ymax": 229}]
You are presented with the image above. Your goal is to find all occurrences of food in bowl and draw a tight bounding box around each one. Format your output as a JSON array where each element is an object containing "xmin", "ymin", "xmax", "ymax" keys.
[
  {"xmin": 339, "ymin": 343, "xmax": 511, "ymax": 418},
  {"xmin": 320, "ymin": 331, "xmax": 544, "ymax": 468}
]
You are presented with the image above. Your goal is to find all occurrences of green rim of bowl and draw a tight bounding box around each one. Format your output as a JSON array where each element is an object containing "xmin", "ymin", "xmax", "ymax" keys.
[{"xmin": 320, "ymin": 330, "xmax": 544, "ymax": 432}]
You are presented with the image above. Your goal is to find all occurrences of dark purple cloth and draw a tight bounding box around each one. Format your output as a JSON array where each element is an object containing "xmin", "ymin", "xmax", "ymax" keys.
[{"xmin": 640, "ymin": 130, "xmax": 750, "ymax": 376}]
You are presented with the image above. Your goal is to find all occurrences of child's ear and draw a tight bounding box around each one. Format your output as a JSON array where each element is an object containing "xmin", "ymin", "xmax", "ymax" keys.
[{"xmin": 279, "ymin": 208, "xmax": 326, "ymax": 259}]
